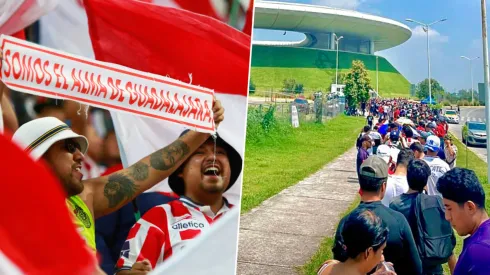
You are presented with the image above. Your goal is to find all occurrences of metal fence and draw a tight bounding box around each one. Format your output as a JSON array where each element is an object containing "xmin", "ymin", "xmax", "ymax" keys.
[{"xmin": 248, "ymin": 94, "xmax": 345, "ymax": 124}]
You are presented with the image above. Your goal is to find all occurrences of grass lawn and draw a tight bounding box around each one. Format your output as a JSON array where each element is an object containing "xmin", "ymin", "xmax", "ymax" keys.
[
  {"xmin": 250, "ymin": 67, "xmax": 410, "ymax": 99},
  {"xmin": 300, "ymin": 134, "xmax": 489, "ymax": 275},
  {"xmin": 241, "ymin": 114, "xmax": 365, "ymax": 213}
]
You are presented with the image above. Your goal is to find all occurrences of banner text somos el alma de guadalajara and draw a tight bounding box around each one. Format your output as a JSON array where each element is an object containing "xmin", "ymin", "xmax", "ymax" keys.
[{"xmin": 0, "ymin": 35, "xmax": 215, "ymax": 133}]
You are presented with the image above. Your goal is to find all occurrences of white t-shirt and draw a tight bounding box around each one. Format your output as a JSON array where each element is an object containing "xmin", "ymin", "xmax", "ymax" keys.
[
  {"xmin": 381, "ymin": 175, "xmax": 409, "ymax": 207},
  {"xmin": 423, "ymin": 156, "xmax": 450, "ymax": 197}
]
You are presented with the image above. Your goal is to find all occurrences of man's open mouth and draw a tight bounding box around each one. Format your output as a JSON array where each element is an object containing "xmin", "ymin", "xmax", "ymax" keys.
[{"xmin": 203, "ymin": 165, "xmax": 221, "ymax": 176}]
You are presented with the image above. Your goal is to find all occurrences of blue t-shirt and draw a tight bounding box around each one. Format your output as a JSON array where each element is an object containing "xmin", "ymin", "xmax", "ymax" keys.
[{"xmin": 454, "ymin": 219, "xmax": 490, "ymax": 275}]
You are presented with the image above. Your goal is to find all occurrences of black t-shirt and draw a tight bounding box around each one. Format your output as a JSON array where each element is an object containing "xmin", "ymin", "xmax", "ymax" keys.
[
  {"xmin": 335, "ymin": 201, "xmax": 423, "ymax": 275},
  {"xmin": 390, "ymin": 193, "xmax": 454, "ymax": 274},
  {"xmin": 367, "ymin": 115, "xmax": 374, "ymax": 123}
]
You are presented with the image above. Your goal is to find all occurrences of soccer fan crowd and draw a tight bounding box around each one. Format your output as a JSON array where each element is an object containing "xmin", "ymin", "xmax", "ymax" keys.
[
  {"xmin": 0, "ymin": 49, "xmax": 240, "ymax": 274},
  {"xmin": 318, "ymin": 98, "xmax": 490, "ymax": 275}
]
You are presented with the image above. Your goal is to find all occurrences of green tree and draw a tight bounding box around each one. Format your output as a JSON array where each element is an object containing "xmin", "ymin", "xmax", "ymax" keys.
[
  {"xmin": 343, "ymin": 60, "xmax": 372, "ymax": 107},
  {"xmin": 416, "ymin": 78, "xmax": 445, "ymax": 100},
  {"xmin": 282, "ymin": 78, "xmax": 296, "ymax": 93}
]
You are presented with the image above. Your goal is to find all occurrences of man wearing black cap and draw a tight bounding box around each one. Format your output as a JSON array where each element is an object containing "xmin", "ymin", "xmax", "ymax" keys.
[
  {"xmin": 335, "ymin": 155, "xmax": 422, "ymax": 275},
  {"xmin": 115, "ymin": 132, "xmax": 242, "ymax": 274}
]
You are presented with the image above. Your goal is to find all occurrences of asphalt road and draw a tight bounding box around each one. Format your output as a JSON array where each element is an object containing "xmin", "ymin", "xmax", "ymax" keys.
[{"xmin": 447, "ymin": 107, "xmax": 488, "ymax": 163}]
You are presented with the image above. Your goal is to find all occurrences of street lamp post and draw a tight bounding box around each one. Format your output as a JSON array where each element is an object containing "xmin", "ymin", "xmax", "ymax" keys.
[
  {"xmin": 480, "ymin": 0, "xmax": 490, "ymax": 178},
  {"xmin": 334, "ymin": 34, "xmax": 344, "ymax": 86},
  {"xmin": 406, "ymin": 18, "xmax": 447, "ymax": 104},
  {"xmin": 461, "ymin": 56, "xmax": 480, "ymax": 104},
  {"xmin": 376, "ymin": 55, "xmax": 379, "ymax": 95}
]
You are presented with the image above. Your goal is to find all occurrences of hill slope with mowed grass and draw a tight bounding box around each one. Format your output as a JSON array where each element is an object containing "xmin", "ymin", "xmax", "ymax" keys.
[{"xmin": 250, "ymin": 45, "xmax": 411, "ymax": 99}]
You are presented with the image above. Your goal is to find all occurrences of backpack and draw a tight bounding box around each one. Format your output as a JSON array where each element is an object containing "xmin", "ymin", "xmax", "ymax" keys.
[{"xmin": 411, "ymin": 193, "xmax": 456, "ymax": 267}]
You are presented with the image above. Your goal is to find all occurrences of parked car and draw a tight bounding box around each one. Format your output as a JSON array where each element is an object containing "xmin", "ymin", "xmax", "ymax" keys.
[
  {"xmin": 462, "ymin": 121, "xmax": 487, "ymax": 146},
  {"xmin": 292, "ymin": 98, "xmax": 310, "ymax": 114},
  {"xmin": 444, "ymin": 109, "xmax": 459, "ymax": 124}
]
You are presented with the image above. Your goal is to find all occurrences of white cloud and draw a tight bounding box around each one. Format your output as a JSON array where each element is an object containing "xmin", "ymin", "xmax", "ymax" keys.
[
  {"xmin": 311, "ymin": 0, "xmax": 366, "ymax": 9},
  {"xmin": 411, "ymin": 25, "xmax": 449, "ymax": 43}
]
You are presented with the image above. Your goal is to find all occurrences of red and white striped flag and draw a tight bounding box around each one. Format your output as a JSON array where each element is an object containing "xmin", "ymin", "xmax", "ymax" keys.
[
  {"xmin": 0, "ymin": 134, "xmax": 96, "ymax": 275},
  {"xmin": 84, "ymin": 0, "xmax": 251, "ymax": 205},
  {"xmin": 0, "ymin": 0, "xmax": 59, "ymax": 36},
  {"xmin": 39, "ymin": 0, "xmax": 253, "ymax": 59}
]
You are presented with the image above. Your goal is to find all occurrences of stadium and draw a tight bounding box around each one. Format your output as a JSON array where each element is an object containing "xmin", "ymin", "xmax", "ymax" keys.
[{"xmin": 251, "ymin": 1, "xmax": 413, "ymax": 98}]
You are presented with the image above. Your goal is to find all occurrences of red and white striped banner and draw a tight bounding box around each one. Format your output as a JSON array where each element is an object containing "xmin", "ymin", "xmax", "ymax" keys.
[{"xmin": 0, "ymin": 35, "xmax": 216, "ymax": 134}]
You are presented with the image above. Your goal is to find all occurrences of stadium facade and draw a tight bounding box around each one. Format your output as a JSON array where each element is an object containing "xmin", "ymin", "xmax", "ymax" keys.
[{"xmin": 251, "ymin": 1, "xmax": 413, "ymax": 97}]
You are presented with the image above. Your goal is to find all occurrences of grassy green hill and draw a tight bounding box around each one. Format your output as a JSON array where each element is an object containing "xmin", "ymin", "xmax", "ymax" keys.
[{"xmin": 250, "ymin": 45, "xmax": 411, "ymax": 99}]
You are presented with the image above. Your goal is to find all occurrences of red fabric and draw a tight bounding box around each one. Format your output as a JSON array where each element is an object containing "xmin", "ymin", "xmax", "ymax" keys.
[
  {"xmin": 0, "ymin": 0, "xmax": 35, "ymax": 35},
  {"xmin": 173, "ymin": 0, "xmax": 221, "ymax": 20},
  {"xmin": 0, "ymin": 134, "xmax": 96, "ymax": 274},
  {"xmin": 85, "ymin": 0, "xmax": 250, "ymax": 96},
  {"xmin": 394, "ymin": 109, "xmax": 400, "ymax": 119},
  {"xmin": 242, "ymin": 0, "xmax": 254, "ymax": 36},
  {"xmin": 11, "ymin": 29, "xmax": 26, "ymax": 40},
  {"xmin": 101, "ymin": 163, "xmax": 124, "ymax": 176},
  {"xmin": 436, "ymin": 124, "xmax": 446, "ymax": 138},
  {"xmin": 172, "ymin": 0, "xmax": 253, "ymax": 35}
]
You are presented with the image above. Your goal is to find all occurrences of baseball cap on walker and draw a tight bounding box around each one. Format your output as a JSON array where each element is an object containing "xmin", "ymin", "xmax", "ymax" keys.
[
  {"xmin": 424, "ymin": 135, "xmax": 441, "ymax": 152},
  {"xmin": 12, "ymin": 117, "xmax": 88, "ymax": 160}
]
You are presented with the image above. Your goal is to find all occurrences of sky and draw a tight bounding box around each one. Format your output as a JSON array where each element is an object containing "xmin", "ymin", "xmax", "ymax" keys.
[{"xmin": 253, "ymin": 0, "xmax": 487, "ymax": 93}]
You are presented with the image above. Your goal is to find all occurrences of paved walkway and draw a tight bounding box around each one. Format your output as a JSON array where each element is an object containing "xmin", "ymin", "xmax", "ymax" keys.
[{"xmin": 237, "ymin": 147, "xmax": 360, "ymax": 275}]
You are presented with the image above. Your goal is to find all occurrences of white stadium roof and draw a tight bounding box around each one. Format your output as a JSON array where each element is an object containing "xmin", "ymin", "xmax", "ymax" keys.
[{"xmin": 253, "ymin": 1, "xmax": 412, "ymax": 53}]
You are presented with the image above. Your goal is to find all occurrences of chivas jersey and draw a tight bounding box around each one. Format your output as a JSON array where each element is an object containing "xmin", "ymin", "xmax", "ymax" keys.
[{"xmin": 116, "ymin": 197, "xmax": 232, "ymax": 271}]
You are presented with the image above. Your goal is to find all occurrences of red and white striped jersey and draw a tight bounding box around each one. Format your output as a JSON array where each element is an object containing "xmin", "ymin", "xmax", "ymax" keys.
[{"xmin": 115, "ymin": 196, "xmax": 232, "ymax": 271}]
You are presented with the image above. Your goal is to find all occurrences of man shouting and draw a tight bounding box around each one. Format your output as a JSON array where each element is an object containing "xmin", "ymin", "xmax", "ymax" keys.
[
  {"xmin": 114, "ymin": 131, "xmax": 242, "ymax": 274},
  {"xmin": 11, "ymin": 94, "xmax": 225, "ymax": 255}
]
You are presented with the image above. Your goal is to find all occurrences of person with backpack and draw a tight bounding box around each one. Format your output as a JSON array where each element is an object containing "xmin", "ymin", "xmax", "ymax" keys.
[
  {"xmin": 437, "ymin": 168, "xmax": 490, "ymax": 274},
  {"xmin": 390, "ymin": 159, "xmax": 456, "ymax": 275},
  {"xmin": 336, "ymin": 156, "xmax": 423, "ymax": 275}
]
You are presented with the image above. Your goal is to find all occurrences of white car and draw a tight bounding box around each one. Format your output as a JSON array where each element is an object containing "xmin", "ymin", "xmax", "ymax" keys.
[{"xmin": 444, "ymin": 109, "xmax": 459, "ymax": 124}]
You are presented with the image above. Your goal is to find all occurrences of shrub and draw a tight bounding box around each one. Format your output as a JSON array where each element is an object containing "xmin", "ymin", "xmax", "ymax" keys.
[
  {"xmin": 294, "ymin": 83, "xmax": 304, "ymax": 94},
  {"xmin": 246, "ymin": 105, "xmax": 293, "ymax": 144},
  {"xmin": 249, "ymin": 79, "xmax": 256, "ymax": 94},
  {"xmin": 441, "ymin": 100, "xmax": 451, "ymax": 106},
  {"xmin": 283, "ymin": 78, "xmax": 296, "ymax": 93}
]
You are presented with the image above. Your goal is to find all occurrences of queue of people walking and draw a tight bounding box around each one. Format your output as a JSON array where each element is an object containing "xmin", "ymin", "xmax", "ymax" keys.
[{"xmin": 320, "ymin": 98, "xmax": 489, "ymax": 275}]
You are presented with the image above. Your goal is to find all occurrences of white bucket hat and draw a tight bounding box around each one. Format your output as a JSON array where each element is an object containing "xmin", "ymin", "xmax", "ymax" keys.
[{"xmin": 12, "ymin": 117, "xmax": 89, "ymax": 160}]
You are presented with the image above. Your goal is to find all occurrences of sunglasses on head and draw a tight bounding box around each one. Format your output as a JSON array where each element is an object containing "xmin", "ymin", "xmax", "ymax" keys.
[{"xmin": 64, "ymin": 139, "xmax": 82, "ymax": 154}]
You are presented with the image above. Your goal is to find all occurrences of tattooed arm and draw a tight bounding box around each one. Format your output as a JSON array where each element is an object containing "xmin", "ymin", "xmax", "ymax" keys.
[{"xmin": 85, "ymin": 99, "xmax": 225, "ymax": 219}]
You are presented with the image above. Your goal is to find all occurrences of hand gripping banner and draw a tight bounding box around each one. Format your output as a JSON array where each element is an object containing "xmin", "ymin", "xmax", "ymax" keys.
[{"xmin": 0, "ymin": 35, "xmax": 216, "ymax": 134}]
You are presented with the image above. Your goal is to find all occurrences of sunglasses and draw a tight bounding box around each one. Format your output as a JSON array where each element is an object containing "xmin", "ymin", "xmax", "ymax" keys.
[{"xmin": 64, "ymin": 139, "xmax": 82, "ymax": 154}]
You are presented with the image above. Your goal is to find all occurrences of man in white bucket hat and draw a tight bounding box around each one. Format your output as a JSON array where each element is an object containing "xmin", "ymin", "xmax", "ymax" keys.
[{"xmin": 11, "ymin": 99, "xmax": 225, "ymax": 255}]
